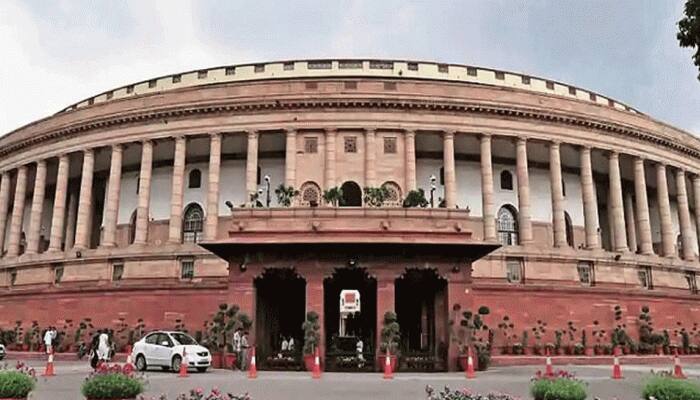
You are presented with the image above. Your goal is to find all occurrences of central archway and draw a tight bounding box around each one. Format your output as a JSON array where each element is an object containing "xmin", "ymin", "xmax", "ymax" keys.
[{"xmin": 340, "ymin": 181, "xmax": 362, "ymax": 207}]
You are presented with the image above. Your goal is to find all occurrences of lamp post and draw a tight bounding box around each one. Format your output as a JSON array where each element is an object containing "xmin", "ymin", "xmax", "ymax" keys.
[
  {"xmin": 429, "ymin": 175, "xmax": 437, "ymax": 208},
  {"xmin": 264, "ymin": 175, "xmax": 271, "ymax": 207}
]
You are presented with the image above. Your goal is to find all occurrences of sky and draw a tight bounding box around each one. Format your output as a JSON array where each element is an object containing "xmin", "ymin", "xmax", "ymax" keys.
[{"xmin": 1, "ymin": 0, "xmax": 699, "ymax": 136}]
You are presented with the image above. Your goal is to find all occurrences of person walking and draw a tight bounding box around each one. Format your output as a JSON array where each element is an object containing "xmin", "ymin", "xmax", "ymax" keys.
[
  {"xmin": 97, "ymin": 330, "xmax": 111, "ymax": 362},
  {"xmin": 232, "ymin": 328, "xmax": 242, "ymax": 370},
  {"xmin": 240, "ymin": 331, "xmax": 249, "ymax": 371},
  {"xmin": 43, "ymin": 326, "xmax": 54, "ymax": 354}
]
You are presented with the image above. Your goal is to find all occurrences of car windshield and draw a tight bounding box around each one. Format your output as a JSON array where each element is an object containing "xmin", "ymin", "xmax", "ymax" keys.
[{"xmin": 170, "ymin": 333, "xmax": 197, "ymax": 345}]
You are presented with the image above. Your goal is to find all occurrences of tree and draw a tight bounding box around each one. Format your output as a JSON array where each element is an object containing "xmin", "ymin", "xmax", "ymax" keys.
[
  {"xmin": 362, "ymin": 186, "xmax": 389, "ymax": 207},
  {"xmin": 274, "ymin": 184, "xmax": 299, "ymax": 207},
  {"xmin": 302, "ymin": 311, "xmax": 321, "ymax": 355},
  {"xmin": 678, "ymin": 0, "xmax": 700, "ymax": 80},
  {"xmin": 402, "ymin": 189, "xmax": 429, "ymax": 208},
  {"xmin": 322, "ymin": 187, "xmax": 344, "ymax": 207}
]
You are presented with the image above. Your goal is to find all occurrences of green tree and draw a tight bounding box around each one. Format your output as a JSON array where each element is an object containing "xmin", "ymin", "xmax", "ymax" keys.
[
  {"xmin": 362, "ymin": 186, "xmax": 389, "ymax": 207},
  {"xmin": 322, "ymin": 187, "xmax": 344, "ymax": 207},
  {"xmin": 274, "ymin": 184, "xmax": 299, "ymax": 207},
  {"xmin": 678, "ymin": 0, "xmax": 700, "ymax": 80}
]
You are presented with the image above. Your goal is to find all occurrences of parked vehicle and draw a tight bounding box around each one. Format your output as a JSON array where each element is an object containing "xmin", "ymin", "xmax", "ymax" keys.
[
  {"xmin": 0, "ymin": 343, "xmax": 5, "ymax": 360},
  {"xmin": 131, "ymin": 331, "xmax": 211, "ymax": 372}
]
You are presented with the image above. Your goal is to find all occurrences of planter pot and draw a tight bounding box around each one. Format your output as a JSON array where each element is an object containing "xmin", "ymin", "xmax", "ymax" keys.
[
  {"xmin": 377, "ymin": 354, "xmax": 398, "ymax": 372},
  {"xmin": 224, "ymin": 353, "xmax": 237, "ymax": 369},
  {"xmin": 210, "ymin": 352, "xmax": 223, "ymax": 369},
  {"xmin": 303, "ymin": 354, "xmax": 315, "ymax": 371},
  {"xmin": 585, "ymin": 347, "xmax": 594, "ymax": 356}
]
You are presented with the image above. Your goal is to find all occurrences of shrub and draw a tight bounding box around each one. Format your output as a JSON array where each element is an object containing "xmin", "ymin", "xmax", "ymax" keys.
[
  {"xmin": 81, "ymin": 367, "xmax": 144, "ymax": 400},
  {"xmin": 642, "ymin": 376, "xmax": 700, "ymax": 400},
  {"xmin": 0, "ymin": 370, "xmax": 35, "ymax": 399},
  {"xmin": 530, "ymin": 370, "xmax": 586, "ymax": 400},
  {"xmin": 425, "ymin": 386, "xmax": 516, "ymax": 400}
]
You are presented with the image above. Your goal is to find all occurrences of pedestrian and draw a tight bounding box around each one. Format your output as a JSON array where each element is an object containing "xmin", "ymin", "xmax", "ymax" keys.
[
  {"xmin": 97, "ymin": 330, "xmax": 110, "ymax": 362},
  {"xmin": 288, "ymin": 336, "xmax": 295, "ymax": 353},
  {"xmin": 240, "ymin": 331, "xmax": 249, "ymax": 370},
  {"xmin": 43, "ymin": 326, "xmax": 54, "ymax": 354},
  {"xmin": 89, "ymin": 330, "xmax": 101, "ymax": 369},
  {"xmin": 232, "ymin": 328, "xmax": 242, "ymax": 370}
]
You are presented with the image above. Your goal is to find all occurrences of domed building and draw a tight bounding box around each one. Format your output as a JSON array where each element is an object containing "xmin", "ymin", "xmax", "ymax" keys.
[{"xmin": 0, "ymin": 59, "xmax": 699, "ymax": 370}]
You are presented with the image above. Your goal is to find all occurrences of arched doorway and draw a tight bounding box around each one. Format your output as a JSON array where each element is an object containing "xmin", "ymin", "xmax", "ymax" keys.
[
  {"xmin": 395, "ymin": 268, "xmax": 448, "ymax": 371},
  {"xmin": 340, "ymin": 181, "xmax": 362, "ymax": 207},
  {"xmin": 255, "ymin": 268, "xmax": 306, "ymax": 369},
  {"xmin": 323, "ymin": 267, "xmax": 376, "ymax": 371}
]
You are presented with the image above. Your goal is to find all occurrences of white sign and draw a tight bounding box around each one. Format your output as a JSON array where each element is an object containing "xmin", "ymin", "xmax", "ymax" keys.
[{"xmin": 339, "ymin": 289, "xmax": 361, "ymax": 313}]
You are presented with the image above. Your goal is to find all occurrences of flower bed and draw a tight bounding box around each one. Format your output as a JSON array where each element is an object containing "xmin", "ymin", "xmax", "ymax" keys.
[
  {"xmin": 0, "ymin": 362, "xmax": 36, "ymax": 399},
  {"xmin": 642, "ymin": 376, "xmax": 700, "ymax": 400},
  {"xmin": 530, "ymin": 369, "xmax": 587, "ymax": 400},
  {"xmin": 264, "ymin": 356, "xmax": 301, "ymax": 371},
  {"xmin": 425, "ymin": 386, "xmax": 516, "ymax": 400},
  {"xmin": 81, "ymin": 363, "xmax": 143, "ymax": 400}
]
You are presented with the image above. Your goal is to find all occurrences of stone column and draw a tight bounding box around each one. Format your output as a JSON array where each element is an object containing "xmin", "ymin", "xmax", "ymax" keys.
[
  {"xmin": 480, "ymin": 134, "xmax": 496, "ymax": 241},
  {"xmin": 206, "ymin": 133, "xmax": 222, "ymax": 240},
  {"xmin": 101, "ymin": 145, "xmax": 123, "ymax": 247},
  {"xmin": 656, "ymin": 163, "xmax": 675, "ymax": 257},
  {"xmin": 549, "ymin": 142, "xmax": 566, "ymax": 247},
  {"xmin": 169, "ymin": 136, "xmax": 187, "ymax": 243},
  {"xmin": 405, "ymin": 130, "xmax": 417, "ymax": 191},
  {"xmin": 245, "ymin": 131, "xmax": 258, "ymax": 204},
  {"xmin": 623, "ymin": 192, "xmax": 638, "ymax": 253},
  {"xmin": 375, "ymin": 272, "xmax": 395, "ymax": 357},
  {"xmin": 579, "ymin": 147, "xmax": 600, "ymax": 249},
  {"xmin": 73, "ymin": 149, "xmax": 95, "ymax": 249},
  {"xmin": 7, "ymin": 166, "xmax": 27, "ymax": 257},
  {"xmin": 516, "ymin": 138, "xmax": 533, "ymax": 244},
  {"xmin": 284, "ymin": 129, "xmax": 296, "ymax": 188},
  {"xmin": 305, "ymin": 272, "xmax": 326, "ymax": 364},
  {"xmin": 365, "ymin": 129, "xmax": 377, "ymax": 188},
  {"xmin": 133, "ymin": 141, "xmax": 153, "ymax": 245},
  {"xmin": 443, "ymin": 131, "xmax": 457, "ymax": 208},
  {"xmin": 608, "ymin": 152, "xmax": 628, "ymax": 252},
  {"xmin": 0, "ymin": 172, "xmax": 11, "ymax": 254},
  {"xmin": 325, "ymin": 129, "xmax": 337, "ymax": 190},
  {"xmin": 634, "ymin": 158, "xmax": 654, "ymax": 255},
  {"xmin": 676, "ymin": 170, "xmax": 695, "ymax": 261},
  {"xmin": 26, "ymin": 160, "xmax": 47, "ymax": 254},
  {"xmin": 48, "ymin": 155, "xmax": 69, "ymax": 252},
  {"xmin": 693, "ymin": 176, "xmax": 700, "ymax": 257},
  {"xmin": 64, "ymin": 191, "xmax": 78, "ymax": 250}
]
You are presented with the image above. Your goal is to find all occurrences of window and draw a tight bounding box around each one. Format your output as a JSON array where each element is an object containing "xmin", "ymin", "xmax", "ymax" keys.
[
  {"xmin": 54, "ymin": 266, "xmax": 64, "ymax": 284},
  {"xmin": 383, "ymin": 137, "xmax": 397, "ymax": 154},
  {"xmin": 148, "ymin": 79, "xmax": 157, "ymax": 88},
  {"xmin": 546, "ymin": 81, "xmax": 554, "ymax": 90},
  {"xmin": 197, "ymin": 70, "xmax": 208, "ymax": 79},
  {"xmin": 283, "ymin": 62, "xmax": 294, "ymax": 71},
  {"xmin": 188, "ymin": 169, "xmax": 201, "ymax": 189},
  {"xmin": 638, "ymin": 266, "xmax": 653, "ymax": 289},
  {"xmin": 9, "ymin": 268, "xmax": 16, "ymax": 286},
  {"xmin": 344, "ymin": 136, "xmax": 357, "ymax": 153},
  {"xmin": 126, "ymin": 85, "xmax": 134, "ymax": 94},
  {"xmin": 87, "ymin": 98, "xmax": 94, "ymax": 105},
  {"xmin": 256, "ymin": 166, "xmax": 261, "ymax": 185},
  {"xmin": 172, "ymin": 75, "xmax": 181, "ymax": 83},
  {"xmin": 180, "ymin": 259, "xmax": 195, "ymax": 280},
  {"xmin": 369, "ymin": 61, "xmax": 393, "ymax": 70},
  {"xmin": 506, "ymin": 258, "xmax": 523, "ymax": 283},
  {"xmin": 568, "ymin": 87, "xmax": 577, "ymax": 95},
  {"xmin": 304, "ymin": 137, "xmax": 318, "ymax": 154},
  {"xmin": 608, "ymin": 99, "xmax": 615, "ymax": 107},
  {"xmin": 308, "ymin": 60, "xmax": 332, "ymax": 69},
  {"xmin": 344, "ymin": 81, "xmax": 358, "ymax": 90},
  {"xmin": 500, "ymin": 170, "xmax": 513, "ymax": 190},
  {"xmin": 112, "ymin": 263, "xmax": 124, "ymax": 282},
  {"xmin": 145, "ymin": 333, "xmax": 159, "ymax": 345},
  {"xmin": 183, "ymin": 203, "xmax": 204, "ymax": 243},
  {"xmin": 105, "ymin": 91, "xmax": 113, "ymax": 100},
  {"xmin": 686, "ymin": 271, "xmax": 698, "ymax": 294},
  {"xmin": 439, "ymin": 167, "xmax": 445, "ymax": 185},
  {"xmin": 339, "ymin": 61, "xmax": 362, "ymax": 69},
  {"xmin": 299, "ymin": 181, "xmax": 322, "ymax": 207},
  {"xmin": 589, "ymin": 93, "xmax": 597, "ymax": 101},
  {"xmin": 407, "ymin": 62, "xmax": 419, "ymax": 71},
  {"xmin": 521, "ymin": 76, "xmax": 531, "ymax": 85},
  {"xmin": 225, "ymin": 67, "xmax": 235, "ymax": 75},
  {"xmin": 577, "ymin": 262, "xmax": 593, "ymax": 286},
  {"xmin": 495, "ymin": 71, "xmax": 505, "ymax": 80},
  {"xmin": 254, "ymin": 64, "xmax": 265, "ymax": 73},
  {"xmin": 497, "ymin": 205, "xmax": 519, "ymax": 246},
  {"xmin": 438, "ymin": 64, "xmax": 449, "ymax": 73},
  {"xmin": 467, "ymin": 67, "xmax": 477, "ymax": 76}
]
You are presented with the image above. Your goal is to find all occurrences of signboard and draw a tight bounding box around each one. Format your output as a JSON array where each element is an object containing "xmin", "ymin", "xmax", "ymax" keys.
[{"xmin": 339, "ymin": 289, "xmax": 361, "ymax": 313}]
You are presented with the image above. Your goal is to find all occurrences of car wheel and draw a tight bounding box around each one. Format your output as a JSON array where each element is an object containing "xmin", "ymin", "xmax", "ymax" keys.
[
  {"xmin": 135, "ymin": 355, "xmax": 147, "ymax": 371},
  {"xmin": 171, "ymin": 355, "xmax": 182, "ymax": 372},
  {"xmin": 196, "ymin": 367, "xmax": 208, "ymax": 373}
]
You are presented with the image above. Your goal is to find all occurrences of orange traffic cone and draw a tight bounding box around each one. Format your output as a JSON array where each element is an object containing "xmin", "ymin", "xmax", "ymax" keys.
[
  {"xmin": 611, "ymin": 346, "xmax": 623, "ymax": 379},
  {"xmin": 311, "ymin": 347, "xmax": 321, "ymax": 379},
  {"xmin": 673, "ymin": 348, "xmax": 686, "ymax": 379},
  {"xmin": 248, "ymin": 347, "xmax": 258, "ymax": 379},
  {"xmin": 465, "ymin": 346, "xmax": 476, "ymax": 379},
  {"xmin": 125, "ymin": 345, "xmax": 134, "ymax": 366},
  {"xmin": 42, "ymin": 350, "xmax": 55, "ymax": 377},
  {"xmin": 545, "ymin": 348, "xmax": 554, "ymax": 377},
  {"xmin": 178, "ymin": 349, "xmax": 189, "ymax": 378},
  {"xmin": 383, "ymin": 349, "xmax": 394, "ymax": 379}
]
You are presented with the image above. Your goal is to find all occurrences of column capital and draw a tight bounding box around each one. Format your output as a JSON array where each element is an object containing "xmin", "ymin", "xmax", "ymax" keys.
[
  {"xmin": 516, "ymin": 136, "xmax": 527, "ymax": 145},
  {"xmin": 210, "ymin": 132, "xmax": 223, "ymax": 139},
  {"xmin": 172, "ymin": 134, "xmax": 186, "ymax": 142},
  {"xmin": 479, "ymin": 132, "xmax": 492, "ymax": 139},
  {"xmin": 285, "ymin": 127, "xmax": 297, "ymax": 135},
  {"xmin": 325, "ymin": 127, "xmax": 338, "ymax": 134},
  {"xmin": 365, "ymin": 127, "xmax": 377, "ymax": 134},
  {"xmin": 246, "ymin": 130, "xmax": 258, "ymax": 139},
  {"xmin": 607, "ymin": 150, "xmax": 619, "ymax": 159},
  {"xmin": 111, "ymin": 143, "xmax": 124, "ymax": 152},
  {"xmin": 580, "ymin": 144, "xmax": 592, "ymax": 151},
  {"xmin": 442, "ymin": 130, "xmax": 456, "ymax": 139},
  {"xmin": 404, "ymin": 129, "xmax": 416, "ymax": 137},
  {"xmin": 549, "ymin": 141, "xmax": 561, "ymax": 149}
]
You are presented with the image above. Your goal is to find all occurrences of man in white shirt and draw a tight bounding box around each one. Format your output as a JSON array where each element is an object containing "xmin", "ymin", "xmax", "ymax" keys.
[
  {"xmin": 44, "ymin": 326, "xmax": 54, "ymax": 354},
  {"xmin": 232, "ymin": 328, "xmax": 242, "ymax": 370}
]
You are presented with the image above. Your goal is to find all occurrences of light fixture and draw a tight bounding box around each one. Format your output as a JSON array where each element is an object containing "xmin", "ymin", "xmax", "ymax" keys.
[
  {"xmin": 264, "ymin": 175, "xmax": 271, "ymax": 207},
  {"xmin": 225, "ymin": 201, "xmax": 234, "ymax": 211}
]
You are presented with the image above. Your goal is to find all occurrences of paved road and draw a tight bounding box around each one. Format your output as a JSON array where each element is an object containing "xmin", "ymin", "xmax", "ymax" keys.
[{"xmin": 10, "ymin": 359, "xmax": 700, "ymax": 399}]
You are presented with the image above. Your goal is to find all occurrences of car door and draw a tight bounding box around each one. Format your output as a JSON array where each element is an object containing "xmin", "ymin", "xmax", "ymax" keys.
[
  {"xmin": 143, "ymin": 333, "xmax": 160, "ymax": 365},
  {"xmin": 154, "ymin": 333, "xmax": 174, "ymax": 366}
]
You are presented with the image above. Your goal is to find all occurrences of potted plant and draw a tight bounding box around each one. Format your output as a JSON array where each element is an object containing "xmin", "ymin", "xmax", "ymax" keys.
[
  {"xmin": 554, "ymin": 330, "xmax": 563, "ymax": 355},
  {"xmin": 302, "ymin": 311, "xmax": 321, "ymax": 371},
  {"xmin": 378, "ymin": 311, "xmax": 400, "ymax": 371},
  {"xmin": 497, "ymin": 316, "xmax": 514, "ymax": 355},
  {"xmin": 363, "ymin": 186, "xmax": 389, "ymax": 208},
  {"xmin": 531, "ymin": 320, "xmax": 547, "ymax": 355},
  {"xmin": 402, "ymin": 189, "xmax": 429, "ymax": 208},
  {"xmin": 450, "ymin": 305, "xmax": 490, "ymax": 370},
  {"xmin": 204, "ymin": 304, "xmax": 251, "ymax": 369},
  {"xmin": 592, "ymin": 320, "xmax": 606, "ymax": 355},
  {"xmin": 169, "ymin": 388, "xmax": 251, "ymax": 400},
  {"xmin": 521, "ymin": 330, "xmax": 529, "ymax": 355},
  {"xmin": 81, "ymin": 364, "xmax": 143, "ymax": 400},
  {"xmin": 274, "ymin": 184, "xmax": 299, "ymax": 207},
  {"xmin": 0, "ymin": 362, "xmax": 36, "ymax": 399},
  {"xmin": 322, "ymin": 187, "xmax": 343, "ymax": 207}
]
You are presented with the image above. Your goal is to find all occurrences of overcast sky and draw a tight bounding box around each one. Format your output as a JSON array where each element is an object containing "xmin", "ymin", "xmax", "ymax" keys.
[{"xmin": 1, "ymin": 0, "xmax": 699, "ymax": 136}]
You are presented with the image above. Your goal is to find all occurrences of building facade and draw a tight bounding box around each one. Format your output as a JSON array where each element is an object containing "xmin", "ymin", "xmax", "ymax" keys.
[{"xmin": 1, "ymin": 59, "xmax": 700, "ymax": 369}]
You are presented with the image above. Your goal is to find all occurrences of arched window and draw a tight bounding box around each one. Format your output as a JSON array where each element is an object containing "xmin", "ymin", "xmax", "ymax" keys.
[
  {"xmin": 565, "ymin": 211, "xmax": 574, "ymax": 247},
  {"xmin": 299, "ymin": 181, "xmax": 322, "ymax": 207},
  {"xmin": 381, "ymin": 181, "xmax": 402, "ymax": 207},
  {"xmin": 128, "ymin": 210, "xmax": 137, "ymax": 245},
  {"xmin": 500, "ymin": 171, "xmax": 513, "ymax": 190},
  {"xmin": 183, "ymin": 203, "xmax": 204, "ymax": 243},
  {"xmin": 497, "ymin": 205, "xmax": 519, "ymax": 245},
  {"xmin": 340, "ymin": 181, "xmax": 362, "ymax": 207},
  {"xmin": 188, "ymin": 169, "xmax": 201, "ymax": 189}
]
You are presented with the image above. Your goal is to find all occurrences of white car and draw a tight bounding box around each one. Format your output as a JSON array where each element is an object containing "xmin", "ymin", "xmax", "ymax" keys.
[
  {"xmin": 131, "ymin": 331, "xmax": 211, "ymax": 372},
  {"xmin": 0, "ymin": 344, "xmax": 5, "ymax": 360}
]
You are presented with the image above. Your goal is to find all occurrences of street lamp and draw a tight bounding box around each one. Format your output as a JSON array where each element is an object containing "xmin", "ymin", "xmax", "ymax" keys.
[
  {"xmin": 429, "ymin": 175, "xmax": 437, "ymax": 208},
  {"xmin": 264, "ymin": 175, "xmax": 271, "ymax": 207}
]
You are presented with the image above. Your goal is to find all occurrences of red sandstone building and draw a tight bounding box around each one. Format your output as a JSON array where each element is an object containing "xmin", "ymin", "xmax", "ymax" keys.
[{"xmin": 0, "ymin": 59, "xmax": 699, "ymax": 370}]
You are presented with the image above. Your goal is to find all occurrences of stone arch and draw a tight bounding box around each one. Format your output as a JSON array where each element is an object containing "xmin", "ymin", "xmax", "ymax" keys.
[
  {"xmin": 381, "ymin": 181, "xmax": 402, "ymax": 207},
  {"xmin": 183, "ymin": 202, "xmax": 204, "ymax": 243},
  {"xmin": 299, "ymin": 181, "xmax": 322, "ymax": 207},
  {"xmin": 340, "ymin": 181, "xmax": 362, "ymax": 207},
  {"xmin": 497, "ymin": 204, "xmax": 519, "ymax": 245}
]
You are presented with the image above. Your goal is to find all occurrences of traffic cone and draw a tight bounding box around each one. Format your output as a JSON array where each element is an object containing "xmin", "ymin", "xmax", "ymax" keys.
[
  {"xmin": 248, "ymin": 347, "xmax": 258, "ymax": 379},
  {"xmin": 383, "ymin": 349, "xmax": 394, "ymax": 379},
  {"xmin": 311, "ymin": 347, "xmax": 321, "ymax": 379},
  {"xmin": 465, "ymin": 346, "xmax": 476, "ymax": 379},
  {"xmin": 42, "ymin": 350, "xmax": 55, "ymax": 377},
  {"xmin": 545, "ymin": 348, "xmax": 554, "ymax": 377},
  {"xmin": 125, "ymin": 345, "xmax": 134, "ymax": 366},
  {"xmin": 178, "ymin": 349, "xmax": 189, "ymax": 378},
  {"xmin": 673, "ymin": 348, "xmax": 686, "ymax": 379},
  {"xmin": 611, "ymin": 346, "xmax": 623, "ymax": 379}
]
